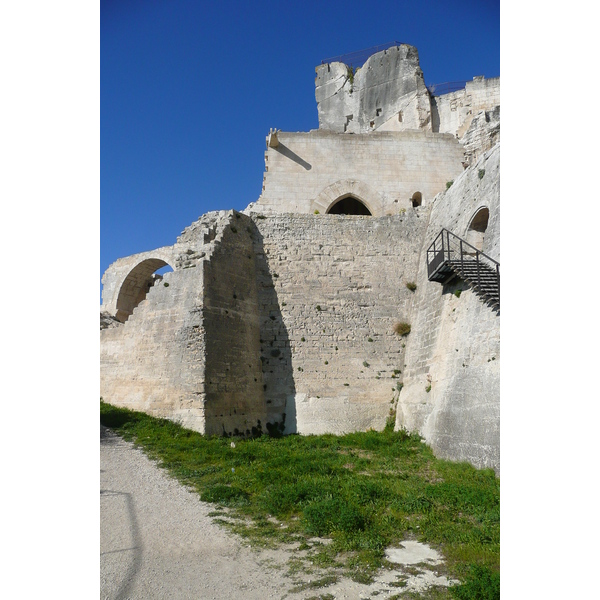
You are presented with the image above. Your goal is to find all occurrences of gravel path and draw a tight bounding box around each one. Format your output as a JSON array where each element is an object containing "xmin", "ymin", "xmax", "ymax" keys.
[
  {"xmin": 100, "ymin": 425, "xmax": 455, "ymax": 600},
  {"xmin": 100, "ymin": 425, "xmax": 299, "ymax": 599}
]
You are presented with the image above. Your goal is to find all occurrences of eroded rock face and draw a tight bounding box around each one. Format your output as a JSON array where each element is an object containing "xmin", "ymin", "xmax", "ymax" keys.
[
  {"xmin": 461, "ymin": 106, "xmax": 500, "ymax": 168},
  {"xmin": 315, "ymin": 44, "xmax": 432, "ymax": 134}
]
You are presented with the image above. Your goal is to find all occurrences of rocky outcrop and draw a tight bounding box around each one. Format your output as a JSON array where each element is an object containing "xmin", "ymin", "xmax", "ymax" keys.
[
  {"xmin": 461, "ymin": 106, "xmax": 500, "ymax": 168},
  {"xmin": 315, "ymin": 45, "xmax": 432, "ymax": 134}
]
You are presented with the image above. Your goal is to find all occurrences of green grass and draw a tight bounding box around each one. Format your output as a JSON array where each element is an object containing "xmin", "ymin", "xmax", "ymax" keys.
[{"xmin": 100, "ymin": 400, "xmax": 499, "ymax": 597}]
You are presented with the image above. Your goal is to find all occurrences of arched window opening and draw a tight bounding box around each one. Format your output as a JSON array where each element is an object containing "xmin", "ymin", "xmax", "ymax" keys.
[
  {"xmin": 116, "ymin": 259, "xmax": 174, "ymax": 322},
  {"xmin": 411, "ymin": 192, "xmax": 422, "ymax": 207},
  {"xmin": 466, "ymin": 207, "xmax": 490, "ymax": 252},
  {"xmin": 326, "ymin": 195, "xmax": 372, "ymax": 215}
]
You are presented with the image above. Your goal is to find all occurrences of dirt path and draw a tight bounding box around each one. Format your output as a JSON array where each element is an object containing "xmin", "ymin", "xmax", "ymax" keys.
[{"xmin": 100, "ymin": 425, "xmax": 455, "ymax": 599}]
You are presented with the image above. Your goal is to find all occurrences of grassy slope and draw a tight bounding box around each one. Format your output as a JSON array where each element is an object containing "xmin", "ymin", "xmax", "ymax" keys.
[{"xmin": 100, "ymin": 401, "xmax": 499, "ymax": 598}]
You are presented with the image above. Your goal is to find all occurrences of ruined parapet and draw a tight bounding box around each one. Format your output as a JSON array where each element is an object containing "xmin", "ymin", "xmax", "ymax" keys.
[
  {"xmin": 315, "ymin": 44, "xmax": 432, "ymax": 134},
  {"xmin": 430, "ymin": 76, "xmax": 500, "ymax": 140},
  {"xmin": 100, "ymin": 246, "xmax": 178, "ymax": 322},
  {"xmin": 100, "ymin": 211, "xmax": 268, "ymax": 436}
]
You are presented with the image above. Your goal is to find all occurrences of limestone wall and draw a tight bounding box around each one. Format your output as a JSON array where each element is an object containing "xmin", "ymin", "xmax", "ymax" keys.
[
  {"xmin": 100, "ymin": 211, "xmax": 267, "ymax": 435},
  {"xmin": 100, "ymin": 246, "xmax": 177, "ymax": 320},
  {"xmin": 395, "ymin": 144, "xmax": 500, "ymax": 473},
  {"xmin": 251, "ymin": 212, "xmax": 427, "ymax": 435},
  {"xmin": 202, "ymin": 212, "xmax": 267, "ymax": 436},
  {"xmin": 100, "ymin": 209, "xmax": 429, "ymax": 438},
  {"xmin": 100, "ymin": 264, "xmax": 208, "ymax": 431},
  {"xmin": 254, "ymin": 130, "xmax": 464, "ymax": 215}
]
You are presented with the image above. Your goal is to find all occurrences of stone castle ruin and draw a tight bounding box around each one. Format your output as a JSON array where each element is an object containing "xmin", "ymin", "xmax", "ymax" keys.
[{"xmin": 100, "ymin": 44, "xmax": 500, "ymax": 473}]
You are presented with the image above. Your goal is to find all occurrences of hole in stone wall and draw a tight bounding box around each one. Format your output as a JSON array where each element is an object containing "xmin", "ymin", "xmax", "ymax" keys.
[
  {"xmin": 326, "ymin": 195, "xmax": 372, "ymax": 215},
  {"xmin": 465, "ymin": 207, "xmax": 489, "ymax": 251},
  {"xmin": 398, "ymin": 111, "xmax": 403, "ymax": 122},
  {"xmin": 411, "ymin": 192, "xmax": 422, "ymax": 207}
]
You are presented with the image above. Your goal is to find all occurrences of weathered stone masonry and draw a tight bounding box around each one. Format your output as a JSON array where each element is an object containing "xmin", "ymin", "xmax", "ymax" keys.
[
  {"xmin": 252, "ymin": 212, "xmax": 427, "ymax": 435},
  {"xmin": 101, "ymin": 44, "xmax": 500, "ymax": 473}
]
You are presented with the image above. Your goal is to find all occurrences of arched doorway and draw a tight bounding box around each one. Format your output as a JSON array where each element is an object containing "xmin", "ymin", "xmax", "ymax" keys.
[
  {"xmin": 326, "ymin": 195, "xmax": 372, "ymax": 215},
  {"xmin": 115, "ymin": 259, "xmax": 174, "ymax": 322},
  {"xmin": 465, "ymin": 207, "xmax": 490, "ymax": 251}
]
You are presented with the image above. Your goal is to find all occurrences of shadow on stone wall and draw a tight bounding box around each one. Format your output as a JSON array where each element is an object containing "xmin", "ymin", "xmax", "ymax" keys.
[
  {"xmin": 274, "ymin": 143, "xmax": 312, "ymax": 171},
  {"xmin": 250, "ymin": 219, "xmax": 297, "ymax": 435}
]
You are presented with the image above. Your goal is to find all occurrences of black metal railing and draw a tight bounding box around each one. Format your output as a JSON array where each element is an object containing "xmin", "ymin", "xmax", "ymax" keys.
[
  {"xmin": 321, "ymin": 41, "xmax": 404, "ymax": 68},
  {"xmin": 426, "ymin": 80, "xmax": 468, "ymax": 97},
  {"xmin": 427, "ymin": 228, "xmax": 500, "ymax": 303}
]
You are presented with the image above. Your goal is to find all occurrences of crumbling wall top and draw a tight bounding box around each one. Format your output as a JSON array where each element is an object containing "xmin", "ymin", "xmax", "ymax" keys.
[{"xmin": 315, "ymin": 44, "xmax": 432, "ymax": 134}]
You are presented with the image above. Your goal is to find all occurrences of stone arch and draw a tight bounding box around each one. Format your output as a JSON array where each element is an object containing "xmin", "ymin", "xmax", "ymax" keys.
[
  {"xmin": 327, "ymin": 195, "xmax": 372, "ymax": 215},
  {"xmin": 115, "ymin": 257, "xmax": 174, "ymax": 322},
  {"xmin": 411, "ymin": 191, "xmax": 422, "ymax": 207},
  {"xmin": 311, "ymin": 179, "xmax": 384, "ymax": 216},
  {"xmin": 465, "ymin": 206, "xmax": 490, "ymax": 251}
]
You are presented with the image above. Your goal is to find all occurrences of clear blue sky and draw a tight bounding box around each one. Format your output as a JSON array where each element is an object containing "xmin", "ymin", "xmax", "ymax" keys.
[{"xmin": 101, "ymin": 0, "xmax": 499, "ymax": 297}]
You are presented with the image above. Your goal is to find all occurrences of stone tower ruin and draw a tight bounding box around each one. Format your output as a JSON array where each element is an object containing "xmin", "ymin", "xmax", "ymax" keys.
[{"xmin": 100, "ymin": 44, "xmax": 500, "ymax": 473}]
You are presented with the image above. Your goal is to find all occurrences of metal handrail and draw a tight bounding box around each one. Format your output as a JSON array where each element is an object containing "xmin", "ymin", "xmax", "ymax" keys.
[
  {"xmin": 321, "ymin": 41, "xmax": 403, "ymax": 68},
  {"xmin": 427, "ymin": 229, "xmax": 500, "ymax": 300},
  {"xmin": 426, "ymin": 81, "xmax": 468, "ymax": 97}
]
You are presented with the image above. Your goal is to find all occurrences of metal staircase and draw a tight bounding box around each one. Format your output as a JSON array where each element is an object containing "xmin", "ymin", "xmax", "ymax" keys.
[{"xmin": 427, "ymin": 228, "xmax": 500, "ymax": 310}]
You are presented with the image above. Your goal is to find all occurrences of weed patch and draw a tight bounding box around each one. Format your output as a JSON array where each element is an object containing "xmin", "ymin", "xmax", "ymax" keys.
[{"xmin": 394, "ymin": 322, "xmax": 411, "ymax": 336}]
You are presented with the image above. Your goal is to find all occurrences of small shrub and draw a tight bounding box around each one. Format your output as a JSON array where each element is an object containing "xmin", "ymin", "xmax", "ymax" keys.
[
  {"xmin": 393, "ymin": 322, "xmax": 411, "ymax": 336},
  {"xmin": 314, "ymin": 210, "xmax": 320, "ymax": 214},
  {"xmin": 363, "ymin": 361, "xmax": 370, "ymax": 368},
  {"xmin": 425, "ymin": 385, "xmax": 431, "ymax": 393},
  {"xmin": 454, "ymin": 290, "xmax": 462, "ymax": 298},
  {"xmin": 367, "ymin": 337, "xmax": 374, "ymax": 342},
  {"xmin": 163, "ymin": 282, "xmax": 169, "ymax": 287},
  {"xmin": 406, "ymin": 282, "xmax": 417, "ymax": 292},
  {"xmin": 446, "ymin": 180, "xmax": 454, "ymax": 189},
  {"xmin": 301, "ymin": 337, "xmax": 306, "ymax": 342},
  {"xmin": 399, "ymin": 208, "xmax": 406, "ymax": 215},
  {"xmin": 478, "ymin": 169, "xmax": 486, "ymax": 180},
  {"xmin": 316, "ymin": 305, "xmax": 322, "ymax": 311},
  {"xmin": 346, "ymin": 65, "xmax": 355, "ymax": 85}
]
